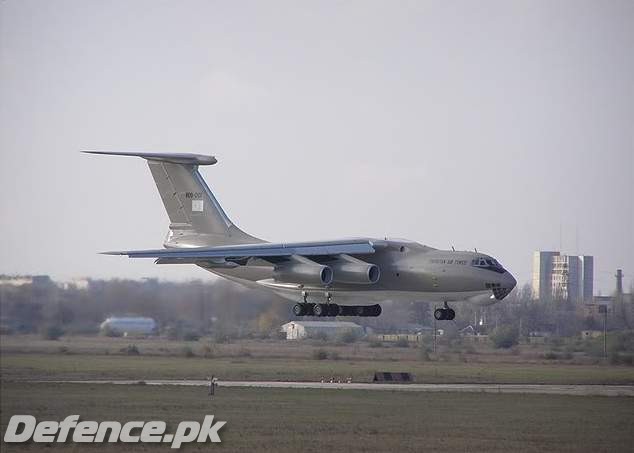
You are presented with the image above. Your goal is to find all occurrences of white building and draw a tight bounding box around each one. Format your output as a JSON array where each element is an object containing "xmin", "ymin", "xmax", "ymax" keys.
[
  {"xmin": 532, "ymin": 251, "xmax": 593, "ymax": 303},
  {"xmin": 100, "ymin": 317, "xmax": 157, "ymax": 336},
  {"xmin": 280, "ymin": 321, "xmax": 364, "ymax": 340}
]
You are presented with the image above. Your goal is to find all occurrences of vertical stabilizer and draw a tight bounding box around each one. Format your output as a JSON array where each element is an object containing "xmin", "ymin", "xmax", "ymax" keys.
[{"xmin": 83, "ymin": 151, "xmax": 263, "ymax": 247}]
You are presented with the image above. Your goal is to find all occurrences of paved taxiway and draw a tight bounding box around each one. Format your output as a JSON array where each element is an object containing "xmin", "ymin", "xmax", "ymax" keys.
[{"xmin": 33, "ymin": 380, "xmax": 634, "ymax": 397}]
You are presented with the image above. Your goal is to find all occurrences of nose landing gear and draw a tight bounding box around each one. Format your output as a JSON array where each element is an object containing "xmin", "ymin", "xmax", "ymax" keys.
[{"xmin": 434, "ymin": 302, "xmax": 455, "ymax": 321}]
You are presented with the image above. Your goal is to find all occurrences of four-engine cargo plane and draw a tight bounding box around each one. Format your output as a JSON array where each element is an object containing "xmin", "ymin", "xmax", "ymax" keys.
[{"xmin": 85, "ymin": 151, "xmax": 516, "ymax": 320}]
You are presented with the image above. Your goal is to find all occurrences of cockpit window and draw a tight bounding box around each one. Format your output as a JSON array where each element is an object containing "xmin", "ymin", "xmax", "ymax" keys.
[{"xmin": 472, "ymin": 256, "xmax": 505, "ymax": 272}]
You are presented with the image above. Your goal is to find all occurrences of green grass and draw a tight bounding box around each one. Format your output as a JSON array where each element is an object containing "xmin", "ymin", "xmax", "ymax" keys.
[
  {"xmin": 2, "ymin": 353, "xmax": 634, "ymax": 384},
  {"xmin": 1, "ymin": 381, "xmax": 633, "ymax": 452}
]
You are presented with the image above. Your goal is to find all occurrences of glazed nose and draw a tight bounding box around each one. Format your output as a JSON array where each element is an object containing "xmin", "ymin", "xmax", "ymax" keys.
[
  {"xmin": 505, "ymin": 271, "xmax": 517, "ymax": 291},
  {"xmin": 492, "ymin": 272, "xmax": 517, "ymax": 300}
]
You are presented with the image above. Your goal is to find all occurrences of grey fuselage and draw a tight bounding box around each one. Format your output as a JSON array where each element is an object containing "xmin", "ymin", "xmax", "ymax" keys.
[{"xmin": 201, "ymin": 239, "xmax": 517, "ymax": 306}]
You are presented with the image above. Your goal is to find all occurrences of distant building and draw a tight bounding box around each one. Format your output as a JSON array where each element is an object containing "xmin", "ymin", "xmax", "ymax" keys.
[
  {"xmin": 280, "ymin": 321, "xmax": 363, "ymax": 340},
  {"xmin": 531, "ymin": 251, "xmax": 593, "ymax": 303},
  {"xmin": 0, "ymin": 275, "xmax": 52, "ymax": 287},
  {"xmin": 57, "ymin": 278, "xmax": 90, "ymax": 290},
  {"xmin": 100, "ymin": 317, "xmax": 157, "ymax": 336}
]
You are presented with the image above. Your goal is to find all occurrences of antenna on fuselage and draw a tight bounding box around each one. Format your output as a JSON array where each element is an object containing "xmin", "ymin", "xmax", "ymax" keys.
[
  {"xmin": 474, "ymin": 248, "xmax": 478, "ymax": 253},
  {"xmin": 451, "ymin": 246, "xmax": 455, "ymax": 251}
]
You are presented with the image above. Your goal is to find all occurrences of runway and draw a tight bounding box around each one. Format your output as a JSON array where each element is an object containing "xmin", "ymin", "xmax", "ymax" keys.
[{"xmin": 33, "ymin": 379, "xmax": 634, "ymax": 397}]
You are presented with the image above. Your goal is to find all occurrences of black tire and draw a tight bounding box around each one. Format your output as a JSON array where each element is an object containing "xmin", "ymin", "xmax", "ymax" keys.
[
  {"xmin": 447, "ymin": 308, "xmax": 456, "ymax": 320},
  {"xmin": 354, "ymin": 306, "xmax": 365, "ymax": 316},
  {"xmin": 313, "ymin": 303, "xmax": 326, "ymax": 317},
  {"xmin": 368, "ymin": 304, "xmax": 382, "ymax": 317},
  {"xmin": 434, "ymin": 308, "xmax": 446, "ymax": 321},
  {"xmin": 292, "ymin": 303, "xmax": 305, "ymax": 317},
  {"xmin": 328, "ymin": 304, "xmax": 340, "ymax": 317},
  {"xmin": 339, "ymin": 305, "xmax": 353, "ymax": 316}
]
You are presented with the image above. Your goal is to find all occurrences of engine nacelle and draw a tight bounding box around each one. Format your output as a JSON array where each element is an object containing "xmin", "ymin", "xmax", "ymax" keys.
[
  {"xmin": 273, "ymin": 262, "xmax": 333, "ymax": 286},
  {"xmin": 330, "ymin": 256, "xmax": 380, "ymax": 284}
]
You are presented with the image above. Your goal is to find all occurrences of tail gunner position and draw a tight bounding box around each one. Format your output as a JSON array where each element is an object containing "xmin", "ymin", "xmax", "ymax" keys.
[{"xmin": 85, "ymin": 151, "xmax": 517, "ymax": 320}]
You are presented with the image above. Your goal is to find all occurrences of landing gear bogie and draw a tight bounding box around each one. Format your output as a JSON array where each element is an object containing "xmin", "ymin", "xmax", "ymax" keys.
[
  {"xmin": 434, "ymin": 305, "xmax": 456, "ymax": 321},
  {"xmin": 292, "ymin": 302, "xmax": 381, "ymax": 317}
]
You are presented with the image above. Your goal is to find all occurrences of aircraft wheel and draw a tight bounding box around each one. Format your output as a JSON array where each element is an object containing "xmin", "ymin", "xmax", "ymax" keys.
[
  {"xmin": 328, "ymin": 304, "xmax": 340, "ymax": 317},
  {"xmin": 354, "ymin": 306, "xmax": 365, "ymax": 316},
  {"xmin": 292, "ymin": 303, "xmax": 305, "ymax": 317},
  {"xmin": 447, "ymin": 308, "xmax": 456, "ymax": 320},
  {"xmin": 313, "ymin": 303, "xmax": 327, "ymax": 317},
  {"xmin": 434, "ymin": 308, "xmax": 446, "ymax": 321}
]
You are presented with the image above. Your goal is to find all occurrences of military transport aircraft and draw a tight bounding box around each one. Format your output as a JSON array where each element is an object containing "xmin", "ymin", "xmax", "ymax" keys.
[{"xmin": 85, "ymin": 151, "xmax": 516, "ymax": 320}]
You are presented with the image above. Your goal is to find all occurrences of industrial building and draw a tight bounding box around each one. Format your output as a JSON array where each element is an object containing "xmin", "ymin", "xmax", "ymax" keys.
[
  {"xmin": 100, "ymin": 316, "xmax": 157, "ymax": 336},
  {"xmin": 280, "ymin": 321, "xmax": 364, "ymax": 340},
  {"xmin": 532, "ymin": 251, "xmax": 593, "ymax": 303}
]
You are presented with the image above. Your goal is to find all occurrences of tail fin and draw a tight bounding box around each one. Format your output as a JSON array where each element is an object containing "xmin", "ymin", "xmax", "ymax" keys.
[{"xmin": 83, "ymin": 151, "xmax": 263, "ymax": 247}]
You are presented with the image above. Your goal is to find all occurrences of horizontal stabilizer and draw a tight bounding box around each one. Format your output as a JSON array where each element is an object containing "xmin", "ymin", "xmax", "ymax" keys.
[{"xmin": 82, "ymin": 150, "xmax": 217, "ymax": 166}]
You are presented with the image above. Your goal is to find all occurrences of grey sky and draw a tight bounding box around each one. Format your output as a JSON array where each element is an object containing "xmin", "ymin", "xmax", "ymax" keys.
[{"xmin": 1, "ymin": 0, "xmax": 632, "ymax": 293}]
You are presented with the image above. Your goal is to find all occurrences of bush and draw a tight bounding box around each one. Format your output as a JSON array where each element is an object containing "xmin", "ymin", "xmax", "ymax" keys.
[
  {"xmin": 201, "ymin": 344, "xmax": 216, "ymax": 358},
  {"xmin": 394, "ymin": 338, "xmax": 409, "ymax": 348},
  {"xmin": 272, "ymin": 330, "xmax": 287, "ymax": 340},
  {"xmin": 42, "ymin": 325, "xmax": 64, "ymax": 340},
  {"xmin": 312, "ymin": 349, "xmax": 328, "ymax": 360},
  {"xmin": 543, "ymin": 351, "xmax": 559, "ymax": 360},
  {"xmin": 419, "ymin": 345, "xmax": 431, "ymax": 361},
  {"xmin": 368, "ymin": 339, "xmax": 384, "ymax": 348},
  {"xmin": 182, "ymin": 346, "xmax": 195, "ymax": 358},
  {"xmin": 237, "ymin": 347, "xmax": 252, "ymax": 357},
  {"xmin": 490, "ymin": 326, "xmax": 519, "ymax": 349},
  {"xmin": 121, "ymin": 344, "xmax": 140, "ymax": 355},
  {"xmin": 165, "ymin": 326, "xmax": 180, "ymax": 341},
  {"xmin": 337, "ymin": 329, "xmax": 360, "ymax": 344},
  {"xmin": 182, "ymin": 331, "xmax": 200, "ymax": 342},
  {"xmin": 212, "ymin": 329, "xmax": 234, "ymax": 344}
]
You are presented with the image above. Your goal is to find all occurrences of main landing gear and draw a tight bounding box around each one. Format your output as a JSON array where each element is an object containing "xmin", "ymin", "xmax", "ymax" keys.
[
  {"xmin": 293, "ymin": 292, "xmax": 381, "ymax": 317},
  {"xmin": 434, "ymin": 302, "xmax": 455, "ymax": 321},
  {"xmin": 292, "ymin": 302, "xmax": 382, "ymax": 317}
]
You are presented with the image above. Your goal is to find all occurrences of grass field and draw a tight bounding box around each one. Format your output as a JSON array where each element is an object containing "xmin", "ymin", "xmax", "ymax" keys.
[
  {"xmin": 2, "ymin": 335, "xmax": 633, "ymax": 451},
  {"xmin": 2, "ymin": 352, "xmax": 634, "ymax": 385},
  {"xmin": 1, "ymin": 381, "xmax": 633, "ymax": 452},
  {"xmin": 2, "ymin": 334, "xmax": 634, "ymax": 385}
]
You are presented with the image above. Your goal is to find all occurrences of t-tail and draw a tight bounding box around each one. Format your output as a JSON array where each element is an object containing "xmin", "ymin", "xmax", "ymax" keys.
[{"xmin": 83, "ymin": 151, "xmax": 263, "ymax": 248}]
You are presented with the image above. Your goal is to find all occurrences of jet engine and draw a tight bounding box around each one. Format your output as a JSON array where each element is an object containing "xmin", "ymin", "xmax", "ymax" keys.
[
  {"xmin": 330, "ymin": 255, "xmax": 380, "ymax": 284},
  {"xmin": 273, "ymin": 262, "xmax": 333, "ymax": 286}
]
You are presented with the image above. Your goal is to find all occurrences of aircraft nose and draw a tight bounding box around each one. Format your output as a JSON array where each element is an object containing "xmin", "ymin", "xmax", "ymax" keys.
[
  {"xmin": 492, "ymin": 271, "xmax": 517, "ymax": 300},
  {"xmin": 506, "ymin": 271, "xmax": 517, "ymax": 291}
]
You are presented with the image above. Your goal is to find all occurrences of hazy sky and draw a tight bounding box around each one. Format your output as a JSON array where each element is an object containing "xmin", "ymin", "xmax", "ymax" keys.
[{"xmin": 1, "ymin": 0, "xmax": 632, "ymax": 293}]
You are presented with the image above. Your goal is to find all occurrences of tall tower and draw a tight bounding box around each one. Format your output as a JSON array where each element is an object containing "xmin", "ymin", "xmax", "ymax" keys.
[{"xmin": 616, "ymin": 269, "xmax": 624, "ymax": 296}]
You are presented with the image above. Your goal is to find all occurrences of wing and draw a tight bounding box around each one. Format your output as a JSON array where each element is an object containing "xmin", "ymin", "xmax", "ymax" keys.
[{"xmin": 102, "ymin": 238, "xmax": 377, "ymax": 266}]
